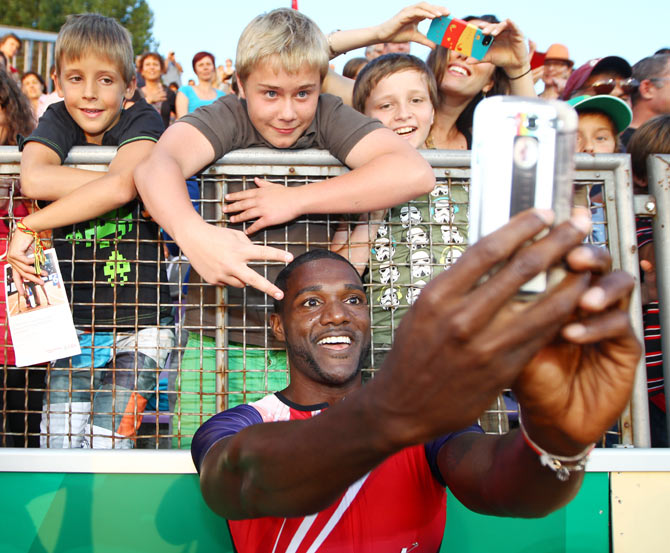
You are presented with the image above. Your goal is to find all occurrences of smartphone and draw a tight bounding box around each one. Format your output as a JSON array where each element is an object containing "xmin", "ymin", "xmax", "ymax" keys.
[
  {"xmin": 426, "ymin": 16, "xmax": 494, "ymax": 60},
  {"xmin": 469, "ymin": 96, "xmax": 578, "ymax": 295}
]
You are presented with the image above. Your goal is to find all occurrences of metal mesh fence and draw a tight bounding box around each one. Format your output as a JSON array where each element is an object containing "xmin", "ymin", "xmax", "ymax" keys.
[{"xmin": 0, "ymin": 147, "xmax": 652, "ymax": 450}]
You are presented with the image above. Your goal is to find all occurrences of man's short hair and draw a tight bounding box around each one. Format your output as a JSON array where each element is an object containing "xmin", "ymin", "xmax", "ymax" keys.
[
  {"xmin": 352, "ymin": 53, "xmax": 439, "ymax": 114},
  {"xmin": 235, "ymin": 8, "xmax": 329, "ymax": 84},
  {"xmin": 273, "ymin": 250, "xmax": 363, "ymax": 314},
  {"xmin": 55, "ymin": 13, "xmax": 135, "ymax": 85},
  {"xmin": 627, "ymin": 114, "xmax": 670, "ymax": 183},
  {"xmin": 631, "ymin": 54, "xmax": 670, "ymax": 105}
]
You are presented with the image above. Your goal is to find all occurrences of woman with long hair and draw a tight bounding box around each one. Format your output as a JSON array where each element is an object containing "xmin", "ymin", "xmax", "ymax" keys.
[
  {"xmin": 1, "ymin": 70, "xmax": 35, "ymax": 144},
  {"xmin": 425, "ymin": 14, "xmax": 534, "ymax": 149},
  {"xmin": 323, "ymin": 6, "xmax": 535, "ymax": 151}
]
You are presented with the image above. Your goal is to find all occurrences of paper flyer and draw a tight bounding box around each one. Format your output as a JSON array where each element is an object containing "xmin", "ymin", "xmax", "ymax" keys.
[{"xmin": 4, "ymin": 248, "xmax": 80, "ymax": 366}]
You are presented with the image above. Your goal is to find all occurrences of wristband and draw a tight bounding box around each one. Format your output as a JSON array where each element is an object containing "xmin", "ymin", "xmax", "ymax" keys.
[
  {"xmin": 506, "ymin": 65, "xmax": 532, "ymax": 80},
  {"xmin": 16, "ymin": 218, "xmax": 46, "ymax": 275},
  {"xmin": 519, "ymin": 414, "xmax": 595, "ymax": 482}
]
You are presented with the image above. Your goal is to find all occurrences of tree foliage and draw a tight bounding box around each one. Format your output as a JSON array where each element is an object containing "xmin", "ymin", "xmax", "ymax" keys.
[{"xmin": 2, "ymin": 0, "xmax": 157, "ymax": 54}]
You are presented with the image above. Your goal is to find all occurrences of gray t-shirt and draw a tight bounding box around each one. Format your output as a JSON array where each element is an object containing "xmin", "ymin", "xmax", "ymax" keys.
[
  {"xmin": 181, "ymin": 93, "xmax": 384, "ymax": 346},
  {"xmin": 181, "ymin": 93, "xmax": 382, "ymax": 162}
]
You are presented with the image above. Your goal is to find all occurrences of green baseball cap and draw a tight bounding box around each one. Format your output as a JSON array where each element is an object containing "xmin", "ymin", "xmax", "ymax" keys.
[{"xmin": 566, "ymin": 94, "xmax": 632, "ymax": 133}]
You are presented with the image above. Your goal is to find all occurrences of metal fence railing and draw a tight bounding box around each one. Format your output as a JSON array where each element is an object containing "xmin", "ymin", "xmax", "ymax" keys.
[
  {"xmin": 0, "ymin": 147, "xmax": 656, "ymax": 452},
  {"xmin": 646, "ymin": 154, "xmax": 670, "ymax": 440}
]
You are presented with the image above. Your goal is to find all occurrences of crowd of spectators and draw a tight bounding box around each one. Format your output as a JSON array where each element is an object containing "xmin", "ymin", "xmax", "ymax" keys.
[{"xmin": 0, "ymin": 2, "xmax": 669, "ymax": 452}]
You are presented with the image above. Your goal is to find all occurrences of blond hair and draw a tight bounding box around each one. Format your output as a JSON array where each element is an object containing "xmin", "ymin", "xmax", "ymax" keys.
[
  {"xmin": 55, "ymin": 14, "xmax": 135, "ymax": 85},
  {"xmin": 235, "ymin": 8, "xmax": 329, "ymax": 84}
]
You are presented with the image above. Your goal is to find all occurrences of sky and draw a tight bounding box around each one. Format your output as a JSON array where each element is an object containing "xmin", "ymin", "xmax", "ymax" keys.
[{"xmin": 146, "ymin": 0, "xmax": 666, "ymax": 84}]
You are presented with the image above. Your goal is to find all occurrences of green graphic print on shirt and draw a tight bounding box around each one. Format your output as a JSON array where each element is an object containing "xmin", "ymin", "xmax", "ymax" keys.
[{"xmin": 65, "ymin": 208, "xmax": 134, "ymax": 287}]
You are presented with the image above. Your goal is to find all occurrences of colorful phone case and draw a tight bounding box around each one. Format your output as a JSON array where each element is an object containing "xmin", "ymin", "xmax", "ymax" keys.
[{"xmin": 426, "ymin": 16, "xmax": 494, "ymax": 60}]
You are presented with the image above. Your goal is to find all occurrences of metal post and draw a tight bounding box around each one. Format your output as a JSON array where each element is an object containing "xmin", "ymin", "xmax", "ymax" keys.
[
  {"xmin": 22, "ymin": 39, "xmax": 32, "ymax": 73},
  {"xmin": 211, "ymin": 173, "xmax": 227, "ymax": 414},
  {"xmin": 46, "ymin": 42, "xmax": 54, "ymax": 92},
  {"xmin": 37, "ymin": 41, "xmax": 44, "ymax": 75},
  {"xmin": 613, "ymin": 155, "xmax": 650, "ymax": 447},
  {"xmin": 647, "ymin": 154, "xmax": 670, "ymax": 444}
]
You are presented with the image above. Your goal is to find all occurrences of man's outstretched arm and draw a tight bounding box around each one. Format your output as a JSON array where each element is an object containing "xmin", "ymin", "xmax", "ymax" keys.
[{"xmin": 197, "ymin": 209, "xmax": 638, "ymax": 519}]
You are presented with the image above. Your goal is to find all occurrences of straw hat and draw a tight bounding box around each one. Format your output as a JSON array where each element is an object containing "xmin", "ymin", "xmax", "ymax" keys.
[{"xmin": 545, "ymin": 43, "xmax": 573, "ymax": 67}]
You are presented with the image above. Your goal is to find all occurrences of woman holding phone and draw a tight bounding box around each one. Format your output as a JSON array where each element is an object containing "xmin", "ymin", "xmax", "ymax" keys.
[
  {"xmin": 324, "ymin": 4, "xmax": 536, "ymax": 150},
  {"xmin": 425, "ymin": 14, "xmax": 535, "ymax": 149}
]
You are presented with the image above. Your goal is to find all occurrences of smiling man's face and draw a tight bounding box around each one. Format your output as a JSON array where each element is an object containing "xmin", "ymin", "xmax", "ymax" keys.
[{"xmin": 271, "ymin": 257, "xmax": 371, "ymax": 388}]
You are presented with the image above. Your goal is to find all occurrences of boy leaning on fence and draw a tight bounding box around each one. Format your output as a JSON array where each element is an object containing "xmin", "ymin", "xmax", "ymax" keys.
[
  {"xmin": 133, "ymin": 8, "xmax": 436, "ymax": 447},
  {"xmin": 135, "ymin": 7, "xmax": 434, "ymax": 297},
  {"xmin": 6, "ymin": 14, "xmax": 175, "ymax": 449}
]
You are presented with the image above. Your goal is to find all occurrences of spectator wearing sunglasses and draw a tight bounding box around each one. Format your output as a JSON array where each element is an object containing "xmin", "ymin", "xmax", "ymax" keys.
[
  {"xmin": 561, "ymin": 56, "xmax": 636, "ymax": 103},
  {"xmin": 620, "ymin": 54, "xmax": 670, "ymax": 149}
]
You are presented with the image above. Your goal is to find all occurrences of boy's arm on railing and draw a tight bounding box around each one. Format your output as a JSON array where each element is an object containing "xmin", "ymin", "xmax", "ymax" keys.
[
  {"xmin": 17, "ymin": 140, "xmax": 150, "ymax": 233},
  {"xmin": 224, "ymin": 128, "xmax": 435, "ymax": 235},
  {"xmin": 134, "ymin": 122, "xmax": 292, "ymax": 298},
  {"xmin": 7, "ymin": 140, "xmax": 154, "ymax": 286},
  {"xmin": 20, "ymin": 142, "xmax": 108, "ymax": 200}
]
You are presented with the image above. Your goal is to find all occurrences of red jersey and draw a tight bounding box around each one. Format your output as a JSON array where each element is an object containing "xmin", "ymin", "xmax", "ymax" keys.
[{"xmin": 192, "ymin": 392, "xmax": 481, "ymax": 553}]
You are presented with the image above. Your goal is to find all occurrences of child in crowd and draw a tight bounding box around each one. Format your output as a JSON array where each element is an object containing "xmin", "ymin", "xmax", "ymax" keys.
[
  {"xmin": 7, "ymin": 14, "xmax": 174, "ymax": 449},
  {"xmin": 565, "ymin": 94, "xmax": 632, "ymax": 244},
  {"xmin": 568, "ymin": 94, "xmax": 632, "ymax": 154},
  {"xmin": 133, "ymin": 8, "xmax": 434, "ymax": 447},
  {"xmin": 331, "ymin": 53, "xmax": 506, "ymax": 431},
  {"xmin": 345, "ymin": 53, "xmax": 467, "ymax": 360},
  {"xmin": 627, "ymin": 114, "xmax": 670, "ymax": 447}
]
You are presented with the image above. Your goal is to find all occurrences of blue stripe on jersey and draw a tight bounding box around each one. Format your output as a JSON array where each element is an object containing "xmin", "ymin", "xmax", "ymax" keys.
[
  {"xmin": 425, "ymin": 425, "xmax": 483, "ymax": 487},
  {"xmin": 191, "ymin": 404, "xmax": 263, "ymax": 472}
]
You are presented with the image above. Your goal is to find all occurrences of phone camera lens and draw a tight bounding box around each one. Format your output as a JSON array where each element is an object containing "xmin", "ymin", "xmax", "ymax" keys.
[{"xmin": 482, "ymin": 36, "xmax": 492, "ymax": 46}]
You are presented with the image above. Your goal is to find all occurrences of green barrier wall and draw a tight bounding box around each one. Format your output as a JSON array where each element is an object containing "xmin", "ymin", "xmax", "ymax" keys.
[
  {"xmin": 443, "ymin": 473, "xmax": 609, "ymax": 553},
  {"xmin": 1, "ymin": 471, "xmax": 608, "ymax": 553}
]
